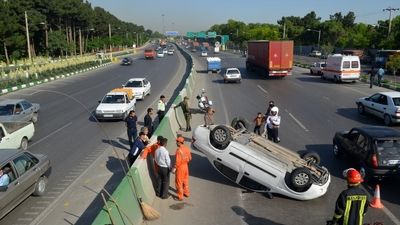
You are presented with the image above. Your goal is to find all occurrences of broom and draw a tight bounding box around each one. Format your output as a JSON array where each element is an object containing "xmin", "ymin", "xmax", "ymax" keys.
[{"xmin": 122, "ymin": 154, "xmax": 160, "ymax": 221}]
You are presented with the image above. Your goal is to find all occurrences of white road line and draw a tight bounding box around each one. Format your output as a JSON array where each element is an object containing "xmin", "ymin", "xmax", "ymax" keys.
[
  {"xmin": 292, "ymin": 82, "xmax": 303, "ymax": 89},
  {"xmin": 30, "ymin": 122, "xmax": 72, "ymax": 148},
  {"xmin": 257, "ymin": 85, "xmax": 268, "ymax": 95},
  {"xmin": 17, "ymin": 218, "xmax": 33, "ymax": 221},
  {"xmin": 24, "ymin": 212, "xmax": 39, "ymax": 215},
  {"xmin": 383, "ymin": 207, "xmax": 400, "ymax": 225},
  {"xmin": 285, "ymin": 109, "xmax": 309, "ymax": 132}
]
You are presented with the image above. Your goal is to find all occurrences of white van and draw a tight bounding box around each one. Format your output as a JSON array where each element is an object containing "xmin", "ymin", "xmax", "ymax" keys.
[{"xmin": 322, "ymin": 54, "xmax": 360, "ymax": 83}]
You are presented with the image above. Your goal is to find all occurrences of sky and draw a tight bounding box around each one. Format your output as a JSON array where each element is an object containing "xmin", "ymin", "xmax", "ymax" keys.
[{"xmin": 88, "ymin": 0, "xmax": 400, "ymax": 34}]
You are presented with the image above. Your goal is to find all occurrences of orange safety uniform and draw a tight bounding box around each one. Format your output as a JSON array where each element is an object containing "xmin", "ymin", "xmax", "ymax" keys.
[{"xmin": 174, "ymin": 144, "xmax": 192, "ymax": 200}]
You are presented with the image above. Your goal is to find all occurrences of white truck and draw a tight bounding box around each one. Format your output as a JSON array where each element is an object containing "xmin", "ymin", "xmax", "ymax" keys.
[
  {"xmin": 95, "ymin": 88, "xmax": 136, "ymax": 121},
  {"xmin": 0, "ymin": 122, "xmax": 35, "ymax": 150}
]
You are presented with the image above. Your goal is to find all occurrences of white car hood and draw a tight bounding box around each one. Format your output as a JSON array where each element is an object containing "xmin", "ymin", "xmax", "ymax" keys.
[{"xmin": 96, "ymin": 103, "xmax": 127, "ymax": 111}]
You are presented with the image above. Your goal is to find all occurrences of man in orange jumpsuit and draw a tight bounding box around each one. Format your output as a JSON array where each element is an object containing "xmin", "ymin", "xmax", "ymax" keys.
[{"xmin": 173, "ymin": 136, "xmax": 192, "ymax": 201}]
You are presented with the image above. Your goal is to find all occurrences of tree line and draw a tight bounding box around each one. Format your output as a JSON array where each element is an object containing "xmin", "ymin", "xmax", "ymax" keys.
[
  {"xmin": 208, "ymin": 11, "xmax": 400, "ymax": 55},
  {"xmin": 0, "ymin": 0, "xmax": 160, "ymax": 64}
]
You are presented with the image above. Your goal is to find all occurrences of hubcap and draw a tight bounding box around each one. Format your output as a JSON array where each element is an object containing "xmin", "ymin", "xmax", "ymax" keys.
[
  {"xmin": 214, "ymin": 129, "xmax": 227, "ymax": 142},
  {"xmin": 38, "ymin": 179, "xmax": 45, "ymax": 192},
  {"xmin": 295, "ymin": 173, "xmax": 309, "ymax": 185}
]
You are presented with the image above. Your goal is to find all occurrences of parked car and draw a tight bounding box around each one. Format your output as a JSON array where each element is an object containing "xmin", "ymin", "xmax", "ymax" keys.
[
  {"xmin": 223, "ymin": 68, "xmax": 242, "ymax": 83},
  {"xmin": 356, "ymin": 92, "xmax": 400, "ymax": 126},
  {"xmin": 0, "ymin": 149, "xmax": 51, "ymax": 219},
  {"xmin": 0, "ymin": 122, "xmax": 35, "ymax": 150},
  {"xmin": 167, "ymin": 49, "xmax": 174, "ymax": 55},
  {"xmin": 309, "ymin": 50, "xmax": 322, "ymax": 57},
  {"xmin": 333, "ymin": 126, "xmax": 400, "ymax": 179},
  {"xmin": 192, "ymin": 118, "xmax": 330, "ymax": 200},
  {"xmin": 157, "ymin": 51, "xmax": 164, "ymax": 58},
  {"xmin": 162, "ymin": 48, "xmax": 168, "ymax": 54},
  {"xmin": 310, "ymin": 62, "xmax": 326, "ymax": 75},
  {"xmin": 201, "ymin": 51, "xmax": 208, "ymax": 57},
  {"xmin": 0, "ymin": 99, "xmax": 40, "ymax": 124},
  {"xmin": 123, "ymin": 78, "xmax": 151, "ymax": 100},
  {"xmin": 120, "ymin": 57, "xmax": 132, "ymax": 65}
]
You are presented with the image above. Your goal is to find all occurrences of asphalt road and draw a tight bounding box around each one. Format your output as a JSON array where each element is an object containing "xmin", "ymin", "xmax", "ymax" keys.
[
  {"xmin": 150, "ymin": 48, "xmax": 400, "ymax": 225},
  {"xmin": 0, "ymin": 47, "xmax": 184, "ymax": 225}
]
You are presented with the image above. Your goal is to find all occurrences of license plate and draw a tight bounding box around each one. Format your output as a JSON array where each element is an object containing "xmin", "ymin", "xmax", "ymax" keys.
[
  {"xmin": 103, "ymin": 114, "xmax": 113, "ymax": 117},
  {"xmin": 388, "ymin": 160, "xmax": 400, "ymax": 165}
]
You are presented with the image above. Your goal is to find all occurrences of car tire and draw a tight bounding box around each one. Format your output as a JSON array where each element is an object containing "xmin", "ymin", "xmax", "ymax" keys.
[
  {"xmin": 33, "ymin": 176, "xmax": 48, "ymax": 196},
  {"xmin": 333, "ymin": 141, "xmax": 343, "ymax": 157},
  {"xmin": 210, "ymin": 125, "xmax": 231, "ymax": 150},
  {"xmin": 289, "ymin": 168, "xmax": 312, "ymax": 192},
  {"xmin": 231, "ymin": 117, "xmax": 249, "ymax": 130},
  {"xmin": 384, "ymin": 114, "xmax": 392, "ymax": 126},
  {"xmin": 31, "ymin": 112, "xmax": 38, "ymax": 123},
  {"xmin": 310, "ymin": 70, "xmax": 314, "ymax": 75},
  {"xmin": 321, "ymin": 74, "xmax": 326, "ymax": 80},
  {"xmin": 333, "ymin": 76, "xmax": 339, "ymax": 83},
  {"xmin": 301, "ymin": 151, "xmax": 320, "ymax": 165},
  {"xmin": 20, "ymin": 137, "xmax": 28, "ymax": 150},
  {"xmin": 357, "ymin": 104, "xmax": 365, "ymax": 115}
]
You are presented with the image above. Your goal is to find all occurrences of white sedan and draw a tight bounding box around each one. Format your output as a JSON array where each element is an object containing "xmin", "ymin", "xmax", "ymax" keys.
[
  {"xmin": 223, "ymin": 68, "xmax": 242, "ymax": 83},
  {"xmin": 123, "ymin": 78, "xmax": 151, "ymax": 100},
  {"xmin": 192, "ymin": 118, "xmax": 330, "ymax": 201},
  {"xmin": 356, "ymin": 92, "xmax": 400, "ymax": 126},
  {"xmin": 309, "ymin": 62, "xmax": 326, "ymax": 75}
]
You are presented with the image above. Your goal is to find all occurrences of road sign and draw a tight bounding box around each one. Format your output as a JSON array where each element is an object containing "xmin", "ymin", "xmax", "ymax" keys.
[
  {"xmin": 187, "ymin": 32, "xmax": 195, "ymax": 38},
  {"xmin": 166, "ymin": 31, "xmax": 179, "ymax": 36},
  {"xmin": 197, "ymin": 32, "xmax": 206, "ymax": 38},
  {"xmin": 221, "ymin": 35, "xmax": 229, "ymax": 45},
  {"xmin": 207, "ymin": 32, "xmax": 217, "ymax": 38}
]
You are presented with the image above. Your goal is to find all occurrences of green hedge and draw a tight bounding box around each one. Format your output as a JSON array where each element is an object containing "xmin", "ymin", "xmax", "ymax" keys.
[{"xmin": 0, "ymin": 59, "xmax": 111, "ymax": 89}]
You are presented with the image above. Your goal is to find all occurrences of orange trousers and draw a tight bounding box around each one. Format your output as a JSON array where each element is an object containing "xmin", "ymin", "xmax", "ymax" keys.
[{"xmin": 175, "ymin": 164, "xmax": 190, "ymax": 200}]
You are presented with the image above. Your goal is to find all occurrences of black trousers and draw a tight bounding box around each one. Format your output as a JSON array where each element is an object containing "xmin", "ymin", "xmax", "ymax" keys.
[
  {"xmin": 158, "ymin": 111, "xmax": 165, "ymax": 123},
  {"xmin": 269, "ymin": 127, "xmax": 279, "ymax": 143},
  {"xmin": 127, "ymin": 129, "xmax": 137, "ymax": 149},
  {"xmin": 254, "ymin": 125, "xmax": 261, "ymax": 135},
  {"xmin": 156, "ymin": 166, "xmax": 170, "ymax": 198}
]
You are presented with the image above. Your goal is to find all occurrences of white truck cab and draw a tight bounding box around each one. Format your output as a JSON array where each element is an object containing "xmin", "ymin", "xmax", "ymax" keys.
[
  {"xmin": 0, "ymin": 122, "xmax": 35, "ymax": 150},
  {"xmin": 95, "ymin": 88, "xmax": 136, "ymax": 121}
]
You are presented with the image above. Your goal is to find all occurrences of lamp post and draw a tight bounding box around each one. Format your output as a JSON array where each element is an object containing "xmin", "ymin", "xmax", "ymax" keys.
[
  {"xmin": 306, "ymin": 29, "xmax": 321, "ymax": 50},
  {"xmin": 24, "ymin": 11, "xmax": 32, "ymax": 62},
  {"xmin": 39, "ymin": 22, "xmax": 48, "ymax": 56},
  {"xmin": 108, "ymin": 23, "xmax": 112, "ymax": 57}
]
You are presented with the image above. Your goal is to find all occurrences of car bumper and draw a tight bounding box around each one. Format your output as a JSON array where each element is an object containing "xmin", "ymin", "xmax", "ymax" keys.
[
  {"xmin": 281, "ymin": 174, "xmax": 331, "ymax": 200},
  {"xmin": 366, "ymin": 167, "xmax": 400, "ymax": 178},
  {"xmin": 95, "ymin": 113, "xmax": 125, "ymax": 120},
  {"xmin": 224, "ymin": 77, "xmax": 241, "ymax": 82}
]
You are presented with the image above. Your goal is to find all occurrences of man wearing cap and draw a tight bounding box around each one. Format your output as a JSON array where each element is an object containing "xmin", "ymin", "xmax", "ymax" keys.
[
  {"xmin": 329, "ymin": 168, "xmax": 369, "ymax": 225},
  {"xmin": 172, "ymin": 136, "xmax": 192, "ymax": 201},
  {"xmin": 157, "ymin": 95, "xmax": 166, "ymax": 123},
  {"xmin": 174, "ymin": 96, "xmax": 192, "ymax": 132}
]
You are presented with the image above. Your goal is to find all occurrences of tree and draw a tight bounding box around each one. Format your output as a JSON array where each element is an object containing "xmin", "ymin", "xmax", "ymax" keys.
[{"xmin": 386, "ymin": 54, "xmax": 400, "ymax": 75}]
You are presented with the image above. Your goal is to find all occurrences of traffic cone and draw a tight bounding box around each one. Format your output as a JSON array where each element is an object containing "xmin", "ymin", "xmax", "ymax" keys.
[{"xmin": 369, "ymin": 184, "xmax": 384, "ymax": 209}]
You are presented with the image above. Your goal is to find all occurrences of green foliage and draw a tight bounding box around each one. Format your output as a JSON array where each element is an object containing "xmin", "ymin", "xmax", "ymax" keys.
[{"xmin": 386, "ymin": 54, "xmax": 400, "ymax": 74}]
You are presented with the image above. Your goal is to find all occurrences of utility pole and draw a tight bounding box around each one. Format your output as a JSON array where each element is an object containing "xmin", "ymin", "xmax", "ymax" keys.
[
  {"xmin": 79, "ymin": 28, "xmax": 82, "ymax": 56},
  {"xmin": 25, "ymin": 11, "xmax": 32, "ymax": 62},
  {"xmin": 283, "ymin": 22, "xmax": 286, "ymax": 39},
  {"xmin": 108, "ymin": 23, "xmax": 112, "ymax": 57},
  {"xmin": 383, "ymin": 7, "xmax": 400, "ymax": 37}
]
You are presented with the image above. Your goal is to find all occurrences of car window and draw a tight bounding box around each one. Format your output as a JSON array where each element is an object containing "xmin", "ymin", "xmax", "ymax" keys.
[
  {"xmin": 13, "ymin": 153, "xmax": 36, "ymax": 177},
  {"xmin": 102, "ymin": 95, "xmax": 125, "ymax": 104},
  {"xmin": 351, "ymin": 61, "xmax": 359, "ymax": 69},
  {"xmin": 321, "ymin": 63, "xmax": 326, "ymax": 68},
  {"xmin": 213, "ymin": 161, "xmax": 238, "ymax": 181},
  {"xmin": 21, "ymin": 101, "xmax": 32, "ymax": 110},
  {"xmin": 369, "ymin": 94, "xmax": 381, "ymax": 103},
  {"xmin": 356, "ymin": 134, "xmax": 369, "ymax": 154},
  {"xmin": 378, "ymin": 95, "xmax": 388, "ymax": 105},
  {"xmin": 125, "ymin": 95, "xmax": 130, "ymax": 103},
  {"xmin": 342, "ymin": 61, "xmax": 350, "ymax": 69},
  {"xmin": 14, "ymin": 104, "xmax": 23, "ymax": 114},
  {"xmin": 1, "ymin": 163, "xmax": 15, "ymax": 184},
  {"xmin": 347, "ymin": 129, "xmax": 359, "ymax": 142},
  {"xmin": 0, "ymin": 104, "xmax": 14, "ymax": 116},
  {"xmin": 125, "ymin": 81, "xmax": 142, "ymax": 88},
  {"xmin": 239, "ymin": 176, "xmax": 269, "ymax": 192},
  {"xmin": 227, "ymin": 70, "xmax": 239, "ymax": 74},
  {"xmin": 376, "ymin": 140, "xmax": 400, "ymax": 165},
  {"xmin": 392, "ymin": 98, "xmax": 400, "ymax": 106}
]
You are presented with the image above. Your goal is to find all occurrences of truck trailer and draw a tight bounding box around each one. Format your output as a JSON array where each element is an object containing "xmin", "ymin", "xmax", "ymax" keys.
[{"xmin": 246, "ymin": 40, "xmax": 294, "ymax": 77}]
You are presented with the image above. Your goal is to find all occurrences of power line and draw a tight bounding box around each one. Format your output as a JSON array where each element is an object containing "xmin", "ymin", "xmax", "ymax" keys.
[{"xmin": 383, "ymin": 6, "xmax": 399, "ymax": 36}]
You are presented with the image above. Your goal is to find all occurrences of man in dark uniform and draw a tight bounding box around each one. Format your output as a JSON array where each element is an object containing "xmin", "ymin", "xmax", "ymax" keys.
[
  {"xmin": 329, "ymin": 168, "xmax": 369, "ymax": 225},
  {"xmin": 144, "ymin": 108, "xmax": 154, "ymax": 138},
  {"xmin": 174, "ymin": 96, "xmax": 192, "ymax": 131},
  {"xmin": 125, "ymin": 110, "xmax": 137, "ymax": 149}
]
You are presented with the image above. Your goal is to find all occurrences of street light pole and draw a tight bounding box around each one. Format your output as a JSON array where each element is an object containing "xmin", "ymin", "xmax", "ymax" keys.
[
  {"xmin": 108, "ymin": 23, "xmax": 112, "ymax": 57},
  {"xmin": 25, "ymin": 11, "xmax": 32, "ymax": 62},
  {"xmin": 306, "ymin": 29, "xmax": 321, "ymax": 49}
]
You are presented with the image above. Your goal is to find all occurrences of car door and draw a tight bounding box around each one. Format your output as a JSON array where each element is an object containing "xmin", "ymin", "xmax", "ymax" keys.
[
  {"xmin": 213, "ymin": 144, "xmax": 248, "ymax": 184},
  {"xmin": 144, "ymin": 79, "xmax": 150, "ymax": 95},
  {"xmin": 240, "ymin": 155, "xmax": 279, "ymax": 192},
  {"xmin": 0, "ymin": 162, "xmax": 20, "ymax": 218},
  {"xmin": 12, "ymin": 153, "xmax": 38, "ymax": 200},
  {"xmin": 354, "ymin": 133, "xmax": 369, "ymax": 164},
  {"xmin": 20, "ymin": 101, "xmax": 34, "ymax": 121},
  {"xmin": 342, "ymin": 129, "xmax": 359, "ymax": 155},
  {"xmin": 364, "ymin": 94, "xmax": 382, "ymax": 117},
  {"xmin": 376, "ymin": 94, "xmax": 389, "ymax": 119}
]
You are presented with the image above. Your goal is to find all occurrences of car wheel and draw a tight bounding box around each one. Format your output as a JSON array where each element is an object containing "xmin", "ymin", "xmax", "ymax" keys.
[
  {"xmin": 333, "ymin": 142, "xmax": 343, "ymax": 157},
  {"xmin": 333, "ymin": 76, "xmax": 339, "ymax": 83},
  {"xmin": 210, "ymin": 125, "xmax": 231, "ymax": 149},
  {"xmin": 310, "ymin": 70, "xmax": 314, "ymax": 75},
  {"xmin": 301, "ymin": 151, "xmax": 320, "ymax": 165},
  {"xmin": 31, "ymin": 112, "xmax": 38, "ymax": 123},
  {"xmin": 231, "ymin": 117, "xmax": 249, "ymax": 130},
  {"xmin": 321, "ymin": 74, "xmax": 325, "ymax": 80},
  {"xmin": 384, "ymin": 114, "xmax": 392, "ymax": 126},
  {"xmin": 357, "ymin": 104, "xmax": 365, "ymax": 115},
  {"xmin": 289, "ymin": 168, "xmax": 312, "ymax": 192},
  {"xmin": 33, "ymin": 176, "xmax": 48, "ymax": 196},
  {"xmin": 20, "ymin": 137, "xmax": 28, "ymax": 150}
]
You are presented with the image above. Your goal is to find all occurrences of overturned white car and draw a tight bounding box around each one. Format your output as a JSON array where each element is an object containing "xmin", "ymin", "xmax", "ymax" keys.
[{"xmin": 192, "ymin": 118, "xmax": 330, "ymax": 200}]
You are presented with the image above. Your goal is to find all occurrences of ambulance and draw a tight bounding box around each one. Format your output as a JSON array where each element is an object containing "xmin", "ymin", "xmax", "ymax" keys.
[{"xmin": 322, "ymin": 54, "xmax": 360, "ymax": 83}]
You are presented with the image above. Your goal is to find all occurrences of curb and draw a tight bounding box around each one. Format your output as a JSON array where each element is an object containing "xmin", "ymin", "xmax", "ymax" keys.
[{"xmin": 0, "ymin": 62, "xmax": 112, "ymax": 96}]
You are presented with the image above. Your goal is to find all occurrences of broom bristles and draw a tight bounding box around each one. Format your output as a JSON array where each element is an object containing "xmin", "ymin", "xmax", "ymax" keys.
[{"xmin": 139, "ymin": 198, "xmax": 160, "ymax": 220}]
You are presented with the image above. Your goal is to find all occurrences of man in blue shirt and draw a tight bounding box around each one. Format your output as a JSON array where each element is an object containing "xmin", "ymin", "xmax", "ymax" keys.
[
  {"xmin": 377, "ymin": 66, "xmax": 385, "ymax": 87},
  {"xmin": 0, "ymin": 168, "xmax": 10, "ymax": 187},
  {"xmin": 125, "ymin": 110, "xmax": 138, "ymax": 149},
  {"xmin": 128, "ymin": 132, "xmax": 147, "ymax": 166}
]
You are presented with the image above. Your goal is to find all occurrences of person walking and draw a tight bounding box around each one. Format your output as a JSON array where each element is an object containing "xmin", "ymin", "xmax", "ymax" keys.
[
  {"xmin": 144, "ymin": 108, "xmax": 154, "ymax": 138},
  {"xmin": 172, "ymin": 137, "xmax": 192, "ymax": 201},
  {"xmin": 369, "ymin": 66, "xmax": 375, "ymax": 88},
  {"xmin": 263, "ymin": 106, "xmax": 280, "ymax": 143},
  {"xmin": 253, "ymin": 112, "xmax": 264, "ymax": 135},
  {"xmin": 174, "ymin": 96, "xmax": 192, "ymax": 131},
  {"xmin": 204, "ymin": 107, "xmax": 215, "ymax": 127},
  {"xmin": 128, "ymin": 132, "xmax": 147, "ymax": 166},
  {"xmin": 264, "ymin": 101, "xmax": 275, "ymax": 137},
  {"xmin": 377, "ymin": 66, "xmax": 385, "ymax": 87},
  {"xmin": 329, "ymin": 168, "xmax": 369, "ymax": 225},
  {"xmin": 157, "ymin": 95, "xmax": 166, "ymax": 123},
  {"xmin": 125, "ymin": 110, "xmax": 138, "ymax": 149},
  {"xmin": 155, "ymin": 138, "xmax": 171, "ymax": 199}
]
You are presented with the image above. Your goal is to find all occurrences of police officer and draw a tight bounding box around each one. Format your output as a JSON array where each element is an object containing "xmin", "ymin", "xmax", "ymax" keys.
[
  {"xmin": 125, "ymin": 110, "xmax": 137, "ymax": 149},
  {"xmin": 174, "ymin": 96, "xmax": 192, "ymax": 131},
  {"xmin": 329, "ymin": 168, "xmax": 369, "ymax": 225}
]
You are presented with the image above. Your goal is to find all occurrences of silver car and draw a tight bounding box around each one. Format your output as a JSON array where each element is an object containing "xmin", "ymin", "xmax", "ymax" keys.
[
  {"xmin": 223, "ymin": 68, "xmax": 242, "ymax": 83},
  {"xmin": 0, "ymin": 99, "xmax": 40, "ymax": 123},
  {"xmin": 192, "ymin": 118, "xmax": 330, "ymax": 200},
  {"xmin": 0, "ymin": 149, "xmax": 51, "ymax": 219}
]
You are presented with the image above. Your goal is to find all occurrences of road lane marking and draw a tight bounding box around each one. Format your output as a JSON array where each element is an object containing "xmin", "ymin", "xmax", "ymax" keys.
[
  {"xmin": 285, "ymin": 109, "xmax": 309, "ymax": 132},
  {"xmin": 30, "ymin": 122, "xmax": 72, "ymax": 148},
  {"xmin": 382, "ymin": 207, "xmax": 400, "ymax": 225},
  {"xmin": 24, "ymin": 212, "xmax": 39, "ymax": 216},
  {"xmin": 257, "ymin": 85, "xmax": 268, "ymax": 95}
]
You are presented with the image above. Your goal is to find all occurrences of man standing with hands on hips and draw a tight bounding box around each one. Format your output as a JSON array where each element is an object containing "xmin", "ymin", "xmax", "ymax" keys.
[{"xmin": 172, "ymin": 136, "xmax": 192, "ymax": 201}]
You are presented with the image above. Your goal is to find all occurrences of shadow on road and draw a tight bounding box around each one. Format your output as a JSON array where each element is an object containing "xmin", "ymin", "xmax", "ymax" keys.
[
  {"xmin": 296, "ymin": 76, "xmax": 331, "ymax": 84},
  {"xmin": 232, "ymin": 206, "xmax": 284, "ymax": 225},
  {"xmin": 102, "ymin": 138, "xmax": 130, "ymax": 151},
  {"xmin": 336, "ymin": 108, "xmax": 384, "ymax": 126}
]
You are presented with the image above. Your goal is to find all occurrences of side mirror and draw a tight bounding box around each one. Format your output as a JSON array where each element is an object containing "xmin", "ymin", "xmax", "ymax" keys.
[{"xmin": 98, "ymin": 100, "xmax": 101, "ymax": 103}]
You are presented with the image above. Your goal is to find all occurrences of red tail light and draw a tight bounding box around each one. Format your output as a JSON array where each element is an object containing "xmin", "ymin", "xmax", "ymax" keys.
[
  {"xmin": 371, "ymin": 154, "xmax": 379, "ymax": 168},
  {"xmin": 396, "ymin": 108, "xmax": 400, "ymax": 117}
]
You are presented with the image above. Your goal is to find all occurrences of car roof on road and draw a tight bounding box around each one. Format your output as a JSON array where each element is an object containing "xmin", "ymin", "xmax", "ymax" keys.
[
  {"xmin": 378, "ymin": 92, "xmax": 400, "ymax": 98},
  {"xmin": 0, "ymin": 99, "xmax": 25, "ymax": 105},
  {"xmin": 356, "ymin": 126, "xmax": 400, "ymax": 138},
  {"xmin": 0, "ymin": 149, "xmax": 21, "ymax": 163}
]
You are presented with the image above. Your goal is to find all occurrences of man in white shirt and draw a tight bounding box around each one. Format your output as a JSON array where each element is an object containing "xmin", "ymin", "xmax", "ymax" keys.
[
  {"xmin": 155, "ymin": 138, "xmax": 171, "ymax": 199},
  {"xmin": 157, "ymin": 95, "xmax": 166, "ymax": 123}
]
